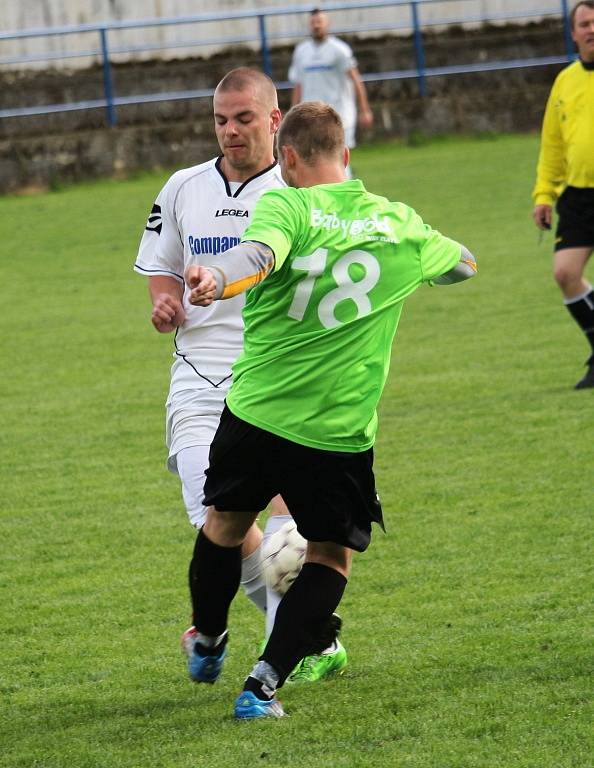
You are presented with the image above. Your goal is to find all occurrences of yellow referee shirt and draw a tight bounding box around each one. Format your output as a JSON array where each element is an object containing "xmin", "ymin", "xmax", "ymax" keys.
[{"xmin": 532, "ymin": 60, "xmax": 594, "ymax": 206}]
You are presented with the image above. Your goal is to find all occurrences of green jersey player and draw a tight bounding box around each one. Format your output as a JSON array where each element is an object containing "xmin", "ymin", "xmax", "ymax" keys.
[
  {"xmin": 228, "ymin": 179, "xmax": 464, "ymax": 452},
  {"xmin": 184, "ymin": 101, "xmax": 477, "ymax": 719}
]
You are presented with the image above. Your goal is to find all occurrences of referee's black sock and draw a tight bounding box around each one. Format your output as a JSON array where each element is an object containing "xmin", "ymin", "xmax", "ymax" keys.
[
  {"xmin": 189, "ymin": 527, "xmax": 242, "ymax": 637},
  {"xmin": 261, "ymin": 562, "xmax": 347, "ymax": 686},
  {"xmin": 565, "ymin": 287, "xmax": 594, "ymax": 357}
]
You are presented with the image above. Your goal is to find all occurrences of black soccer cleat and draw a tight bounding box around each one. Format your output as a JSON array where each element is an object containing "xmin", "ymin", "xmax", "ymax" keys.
[{"xmin": 575, "ymin": 356, "xmax": 594, "ymax": 390}]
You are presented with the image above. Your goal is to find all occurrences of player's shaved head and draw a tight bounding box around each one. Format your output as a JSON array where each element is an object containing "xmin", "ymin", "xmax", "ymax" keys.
[
  {"xmin": 215, "ymin": 67, "xmax": 278, "ymax": 110},
  {"xmin": 213, "ymin": 67, "xmax": 281, "ymax": 181},
  {"xmin": 278, "ymin": 102, "xmax": 345, "ymax": 164}
]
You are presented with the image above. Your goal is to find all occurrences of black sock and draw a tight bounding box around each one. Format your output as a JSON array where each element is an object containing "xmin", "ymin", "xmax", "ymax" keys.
[
  {"xmin": 565, "ymin": 289, "xmax": 594, "ymax": 356},
  {"xmin": 244, "ymin": 675, "xmax": 273, "ymax": 701},
  {"xmin": 194, "ymin": 632, "xmax": 228, "ymax": 658},
  {"xmin": 262, "ymin": 562, "xmax": 347, "ymax": 686},
  {"xmin": 188, "ymin": 528, "xmax": 242, "ymax": 637}
]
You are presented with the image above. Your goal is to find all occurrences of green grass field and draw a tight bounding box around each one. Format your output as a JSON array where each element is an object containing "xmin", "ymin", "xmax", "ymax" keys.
[{"xmin": 1, "ymin": 134, "xmax": 592, "ymax": 768}]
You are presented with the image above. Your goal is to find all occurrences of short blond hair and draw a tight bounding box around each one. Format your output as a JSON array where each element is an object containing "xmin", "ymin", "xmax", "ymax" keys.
[
  {"xmin": 277, "ymin": 102, "xmax": 344, "ymax": 164},
  {"xmin": 215, "ymin": 67, "xmax": 278, "ymax": 109}
]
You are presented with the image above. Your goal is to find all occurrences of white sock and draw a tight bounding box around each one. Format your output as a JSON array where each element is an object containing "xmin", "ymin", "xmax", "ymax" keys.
[
  {"xmin": 263, "ymin": 514, "xmax": 292, "ymax": 639},
  {"xmin": 241, "ymin": 545, "xmax": 266, "ymax": 614}
]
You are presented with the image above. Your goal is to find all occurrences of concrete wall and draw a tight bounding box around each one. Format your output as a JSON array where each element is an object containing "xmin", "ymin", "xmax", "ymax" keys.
[
  {"xmin": 0, "ymin": 0, "xmax": 565, "ymax": 70},
  {"xmin": 0, "ymin": 18, "xmax": 566, "ymax": 193}
]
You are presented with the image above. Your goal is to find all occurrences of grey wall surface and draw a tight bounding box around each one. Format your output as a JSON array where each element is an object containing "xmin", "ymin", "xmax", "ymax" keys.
[
  {"xmin": 0, "ymin": 18, "xmax": 565, "ymax": 193},
  {"xmin": 0, "ymin": 0, "xmax": 565, "ymax": 70}
]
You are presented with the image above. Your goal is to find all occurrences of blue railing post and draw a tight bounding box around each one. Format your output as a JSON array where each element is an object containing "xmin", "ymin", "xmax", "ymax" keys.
[
  {"xmin": 560, "ymin": 0, "xmax": 574, "ymax": 62},
  {"xmin": 411, "ymin": 2, "xmax": 427, "ymax": 97},
  {"xmin": 99, "ymin": 27, "xmax": 117, "ymax": 126},
  {"xmin": 258, "ymin": 15, "xmax": 272, "ymax": 77}
]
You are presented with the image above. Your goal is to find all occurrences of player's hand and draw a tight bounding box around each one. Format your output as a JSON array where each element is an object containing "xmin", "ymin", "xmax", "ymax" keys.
[
  {"xmin": 358, "ymin": 108, "xmax": 374, "ymax": 130},
  {"xmin": 151, "ymin": 293, "xmax": 186, "ymax": 333},
  {"xmin": 185, "ymin": 265, "xmax": 217, "ymax": 307},
  {"xmin": 533, "ymin": 204, "xmax": 552, "ymax": 230}
]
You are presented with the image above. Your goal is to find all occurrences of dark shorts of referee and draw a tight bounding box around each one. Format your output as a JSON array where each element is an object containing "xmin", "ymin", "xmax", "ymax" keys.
[
  {"xmin": 555, "ymin": 186, "xmax": 594, "ymax": 252},
  {"xmin": 203, "ymin": 405, "xmax": 384, "ymax": 553}
]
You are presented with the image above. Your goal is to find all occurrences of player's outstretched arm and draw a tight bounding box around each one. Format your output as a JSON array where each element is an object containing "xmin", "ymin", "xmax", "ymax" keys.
[
  {"xmin": 186, "ymin": 241, "xmax": 275, "ymax": 306},
  {"xmin": 432, "ymin": 246, "xmax": 477, "ymax": 285},
  {"xmin": 149, "ymin": 275, "xmax": 186, "ymax": 333},
  {"xmin": 185, "ymin": 266, "xmax": 217, "ymax": 307}
]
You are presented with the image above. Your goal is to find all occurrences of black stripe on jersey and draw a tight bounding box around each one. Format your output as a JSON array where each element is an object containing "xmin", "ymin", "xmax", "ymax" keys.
[
  {"xmin": 174, "ymin": 330, "xmax": 233, "ymax": 388},
  {"xmin": 215, "ymin": 156, "xmax": 279, "ymax": 198},
  {"xmin": 133, "ymin": 264, "xmax": 184, "ymax": 281},
  {"xmin": 145, "ymin": 203, "xmax": 162, "ymax": 234}
]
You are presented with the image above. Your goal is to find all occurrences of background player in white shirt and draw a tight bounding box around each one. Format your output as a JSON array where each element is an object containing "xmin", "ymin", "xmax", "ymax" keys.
[
  {"xmin": 135, "ymin": 68, "xmax": 297, "ymax": 677},
  {"xmin": 289, "ymin": 8, "xmax": 373, "ymax": 152}
]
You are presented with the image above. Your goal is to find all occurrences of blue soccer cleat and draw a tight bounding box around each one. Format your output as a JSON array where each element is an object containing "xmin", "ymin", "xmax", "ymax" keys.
[
  {"xmin": 188, "ymin": 645, "xmax": 227, "ymax": 683},
  {"xmin": 182, "ymin": 626, "xmax": 227, "ymax": 683},
  {"xmin": 234, "ymin": 691, "xmax": 285, "ymax": 719}
]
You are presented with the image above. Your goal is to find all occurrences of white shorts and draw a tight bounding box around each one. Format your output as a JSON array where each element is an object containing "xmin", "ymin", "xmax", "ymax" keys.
[
  {"xmin": 164, "ymin": 354, "xmax": 233, "ymax": 525},
  {"xmin": 165, "ymin": 386, "xmax": 228, "ymax": 473},
  {"xmin": 176, "ymin": 445, "xmax": 211, "ymax": 528},
  {"xmin": 166, "ymin": 387, "xmax": 228, "ymax": 526}
]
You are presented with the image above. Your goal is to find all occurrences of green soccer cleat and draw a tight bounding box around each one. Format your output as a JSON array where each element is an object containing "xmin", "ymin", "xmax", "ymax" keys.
[{"xmin": 288, "ymin": 640, "xmax": 347, "ymax": 683}]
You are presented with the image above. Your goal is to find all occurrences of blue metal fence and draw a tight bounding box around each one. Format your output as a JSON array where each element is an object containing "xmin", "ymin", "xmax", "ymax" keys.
[{"xmin": 0, "ymin": 0, "xmax": 575, "ymax": 127}]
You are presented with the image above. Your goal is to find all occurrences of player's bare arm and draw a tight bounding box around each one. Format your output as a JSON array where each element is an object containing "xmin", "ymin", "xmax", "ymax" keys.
[
  {"xmin": 186, "ymin": 241, "xmax": 275, "ymax": 305},
  {"xmin": 290, "ymin": 84, "xmax": 302, "ymax": 108},
  {"xmin": 432, "ymin": 246, "xmax": 477, "ymax": 285},
  {"xmin": 348, "ymin": 69, "xmax": 373, "ymax": 128},
  {"xmin": 149, "ymin": 274, "xmax": 186, "ymax": 333}
]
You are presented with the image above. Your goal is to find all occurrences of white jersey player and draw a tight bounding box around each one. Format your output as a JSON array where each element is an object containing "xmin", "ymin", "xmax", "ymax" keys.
[
  {"xmin": 136, "ymin": 155, "xmax": 284, "ymax": 503},
  {"xmin": 136, "ymin": 68, "xmax": 348, "ymax": 685},
  {"xmin": 135, "ymin": 68, "xmax": 293, "ymax": 660},
  {"xmin": 289, "ymin": 8, "xmax": 373, "ymax": 150}
]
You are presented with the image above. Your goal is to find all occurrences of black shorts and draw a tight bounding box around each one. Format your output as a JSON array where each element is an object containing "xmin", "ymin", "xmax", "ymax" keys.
[
  {"xmin": 203, "ymin": 405, "xmax": 384, "ymax": 552},
  {"xmin": 555, "ymin": 186, "xmax": 594, "ymax": 252}
]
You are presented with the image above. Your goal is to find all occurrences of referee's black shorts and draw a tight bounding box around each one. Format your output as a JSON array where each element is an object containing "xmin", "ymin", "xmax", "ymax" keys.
[
  {"xmin": 555, "ymin": 186, "xmax": 594, "ymax": 251},
  {"xmin": 203, "ymin": 405, "xmax": 384, "ymax": 552}
]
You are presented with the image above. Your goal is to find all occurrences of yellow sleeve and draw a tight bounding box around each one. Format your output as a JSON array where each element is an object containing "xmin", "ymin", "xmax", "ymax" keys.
[{"xmin": 532, "ymin": 77, "xmax": 566, "ymax": 206}]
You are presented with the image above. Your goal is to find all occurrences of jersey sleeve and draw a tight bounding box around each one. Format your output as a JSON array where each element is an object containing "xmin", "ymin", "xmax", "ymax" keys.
[
  {"xmin": 134, "ymin": 174, "xmax": 185, "ymax": 282},
  {"xmin": 336, "ymin": 40, "xmax": 357, "ymax": 72},
  {"xmin": 417, "ymin": 220, "xmax": 462, "ymax": 283},
  {"xmin": 532, "ymin": 76, "xmax": 565, "ymax": 206},
  {"xmin": 241, "ymin": 189, "xmax": 304, "ymax": 269}
]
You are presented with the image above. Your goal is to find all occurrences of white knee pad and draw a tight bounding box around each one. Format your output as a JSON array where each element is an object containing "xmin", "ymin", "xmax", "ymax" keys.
[{"xmin": 175, "ymin": 445, "xmax": 211, "ymax": 528}]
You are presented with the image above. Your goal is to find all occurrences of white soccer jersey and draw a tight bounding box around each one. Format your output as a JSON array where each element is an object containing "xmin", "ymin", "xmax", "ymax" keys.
[
  {"xmin": 289, "ymin": 36, "xmax": 358, "ymax": 147},
  {"xmin": 135, "ymin": 157, "xmax": 285, "ymax": 398}
]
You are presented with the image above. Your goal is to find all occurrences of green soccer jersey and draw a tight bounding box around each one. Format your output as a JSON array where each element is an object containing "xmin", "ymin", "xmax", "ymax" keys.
[{"xmin": 227, "ymin": 179, "xmax": 461, "ymax": 452}]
